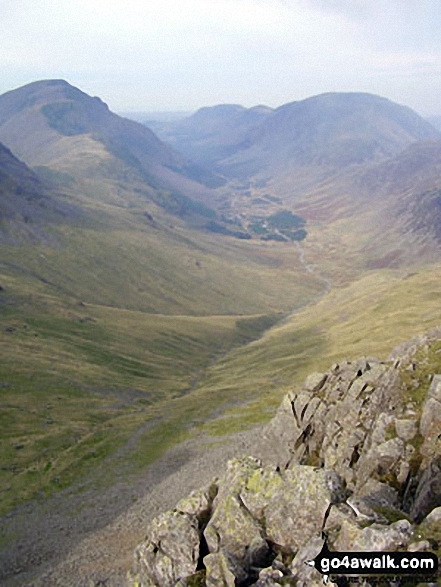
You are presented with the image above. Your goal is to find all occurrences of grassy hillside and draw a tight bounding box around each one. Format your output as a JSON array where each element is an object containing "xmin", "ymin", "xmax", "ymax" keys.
[
  {"xmin": 0, "ymin": 280, "xmax": 280, "ymax": 514},
  {"xmin": 192, "ymin": 263, "xmax": 441, "ymax": 435},
  {"xmin": 0, "ymin": 188, "xmax": 325, "ymax": 515}
]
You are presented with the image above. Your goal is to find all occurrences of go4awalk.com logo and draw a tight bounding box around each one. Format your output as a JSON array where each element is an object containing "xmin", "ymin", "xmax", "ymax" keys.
[{"xmin": 306, "ymin": 540, "xmax": 439, "ymax": 585}]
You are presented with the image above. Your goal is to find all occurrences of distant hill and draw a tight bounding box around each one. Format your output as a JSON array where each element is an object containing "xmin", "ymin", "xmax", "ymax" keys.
[
  {"xmin": 154, "ymin": 93, "xmax": 440, "ymax": 189},
  {"xmin": 120, "ymin": 111, "xmax": 194, "ymax": 124},
  {"xmin": 219, "ymin": 92, "xmax": 441, "ymax": 179},
  {"xmin": 151, "ymin": 103, "xmax": 273, "ymax": 167},
  {"xmin": 0, "ymin": 80, "xmax": 221, "ymax": 202},
  {"xmin": 358, "ymin": 139, "xmax": 441, "ymax": 248}
]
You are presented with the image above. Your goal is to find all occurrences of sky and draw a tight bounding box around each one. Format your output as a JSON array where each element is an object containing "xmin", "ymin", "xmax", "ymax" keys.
[{"xmin": 2, "ymin": 0, "xmax": 441, "ymax": 115}]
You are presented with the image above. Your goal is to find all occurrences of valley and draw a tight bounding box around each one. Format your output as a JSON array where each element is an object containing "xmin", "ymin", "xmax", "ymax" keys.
[{"xmin": 1, "ymin": 80, "xmax": 441, "ymax": 585}]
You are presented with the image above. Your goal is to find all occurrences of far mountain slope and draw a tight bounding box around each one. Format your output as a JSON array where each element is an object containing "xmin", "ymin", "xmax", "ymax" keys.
[
  {"xmin": 0, "ymin": 141, "xmax": 81, "ymax": 242},
  {"xmin": 151, "ymin": 103, "xmax": 273, "ymax": 168}
]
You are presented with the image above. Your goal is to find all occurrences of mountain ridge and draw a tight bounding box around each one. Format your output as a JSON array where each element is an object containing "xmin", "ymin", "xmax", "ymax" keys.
[{"xmin": 153, "ymin": 92, "xmax": 440, "ymax": 190}]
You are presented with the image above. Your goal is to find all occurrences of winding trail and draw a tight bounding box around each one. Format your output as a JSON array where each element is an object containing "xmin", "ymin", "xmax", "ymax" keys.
[{"xmin": 295, "ymin": 241, "xmax": 332, "ymax": 305}]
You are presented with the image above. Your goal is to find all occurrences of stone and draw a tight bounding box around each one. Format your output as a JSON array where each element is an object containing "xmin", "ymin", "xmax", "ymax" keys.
[
  {"xmin": 395, "ymin": 418, "xmax": 417, "ymax": 441},
  {"xmin": 333, "ymin": 519, "xmax": 413, "ymax": 552},
  {"xmin": 420, "ymin": 397, "xmax": 441, "ymax": 437},
  {"xmin": 262, "ymin": 394, "xmax": 301, "ymax": 468},
  {"xmin": 203, "ymin": 552, "xmax": 238, "ymax": 587},
  {"xmin": 422, "ymin": 506, "xmax": 441, "ymax": 524},
  {"xmin": 428, "ymin": 375, "xmax": 441, "ymax": 402},
  {"xmin": 345, "ymin": 496, "xmax": 389, "ymax": 524},
  {"xmin": 204, "ymin": 460, "xmax": 264, "ymax": 562},
  {"xmin": 356, "ymin": 479, "xmax": 399, "ymax": 508},
  {"xmin": 130, "ymin": 510, "xmax": 200, "ymax": 587},
  {"xmin": 241, "ymin": 465, "xmax": 345, "ymax": 552},
  {"xmin": 408, "ymin": 540, "xmax": 431, "ymax": 552},
  {"xmin": 290, "ymin": 535, "xmax": 326, "ymax": 587},
  {"xmin": 176, "ymin": 482, "xmax": 217, "ymax": 518}
]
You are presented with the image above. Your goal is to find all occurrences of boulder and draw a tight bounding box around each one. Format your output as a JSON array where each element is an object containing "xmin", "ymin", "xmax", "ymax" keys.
[
  {"xmin": 303, "ymin": 372, "xmax": 327, "ymax": 393},
  {"xmin": 204, "ymin": 458, "xmax": 265, "ymax": 560},
  {"xmin": 420, "ymin": 398, "xmax": 441, "ymax": 437},
  {"xmin": 203, "ymin": 552, "xmax": 237, "ymax": 587},
  {"xmin": 289, "ymin": 536, "xmax": 326, "ymax": 587},
  {"xmin": 239, "ymin": 465, "xmax": 345, "ymax": 552},
  {"xmin": 129, "ymin": 510, "xmax": 200, "ymax": 587}
]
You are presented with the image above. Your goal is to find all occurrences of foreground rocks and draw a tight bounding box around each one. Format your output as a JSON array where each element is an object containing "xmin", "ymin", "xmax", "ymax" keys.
[{"xmin": 128, "ymin": 331, "xmax": 441, "ymax": 586}]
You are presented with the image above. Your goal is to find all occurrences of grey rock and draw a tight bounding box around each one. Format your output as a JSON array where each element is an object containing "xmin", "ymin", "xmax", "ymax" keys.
[
  {"xmin": 376, "ymin": 438, "xmax": 405, "ymax": 463},
  {"xmin": 290, "ymin": 535, "xmax": 325, "ymax": 586},
  {"xmin": 356, "ymin": 479, "xmax": 399, "ymax": 508},
  {"xmin": 333, "ymin": 519, "xmax": 413, "ymax": 551},
  {"xmin": 204, "ymin": 458, "xmax": 264, "ymax": 560},
  {"xmin": 130, "ymin": 510, "xmax": 200, "ymax": 587},
  {"xmin": 395, "ymin": 418, "xmax": 417, "ymax": 441},
  {"xmin": 346, "ymin": 496, "xmax": 389, "ymax": 524},
  {"xmin": 420, "ymin": 397, "xmax": 441, "ymax": 437},
  {"xmin": 303, "ymin": 372, "xmax": 327, "ymax": 393},
  {"xmin": 408, "ymin": 540, "xmax": 431, "ymax": 552},
  {"xmin": 176, "ymin": 482, "xmax": 217, "ymax": 518},
  {"xmin": 262, "ymin": 394, "xmax": 301, "ymax": 468},
  {"xmin": 428, "ymin": 374, "xmax": 441, "ymax": 402},
  {"xmin": 422, "ymin": 505, "xmax": 441, "ymax": 524},
  {"xmin": 240, "ymin": 465, "xmax": 344, "ymax": 552},
  {"xmin": 204, "ymin": 552, "xmax": 237, "ymax": 587}
]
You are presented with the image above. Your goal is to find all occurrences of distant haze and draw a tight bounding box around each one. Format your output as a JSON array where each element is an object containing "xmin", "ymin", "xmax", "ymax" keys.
[{"xmin": 2, "ymin": 0, "xmax": 441, "ymax": 115}]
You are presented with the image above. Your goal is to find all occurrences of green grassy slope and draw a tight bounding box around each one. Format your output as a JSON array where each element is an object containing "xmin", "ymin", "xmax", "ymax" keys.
[
  {"xmin": 191, "ymin": 264, "xmax": 441, "ymax": 435},
  {"xmin": 0, "ymin": 282, "xmax": 280, "ymax": 513},
  {"xmin": 0, "ymin": 183, "xmax": 325, "ymax": 514}
]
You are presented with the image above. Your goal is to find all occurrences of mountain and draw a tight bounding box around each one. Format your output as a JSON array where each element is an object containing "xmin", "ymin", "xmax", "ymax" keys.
[
  {"xmin": 155, "ymin": 93, "xmax": 440, "ymax": 192},
  {"xmin": 120, "ymin": 110, "xmax": 194, "ymax": 125},
  {"xmin": 151, "ymin": 103, "xmax": 273, "ymax": 168},
  {"xmin": 0, "ymin": 79, "xmax": 220, "ymax": 204},
  {"xmin": 219, "ymin": 92, "xmax": 440, "ymax": 180}
]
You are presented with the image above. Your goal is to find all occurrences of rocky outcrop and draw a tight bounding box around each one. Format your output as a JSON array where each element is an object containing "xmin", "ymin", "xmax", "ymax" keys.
[{"xmin": 128, "ymin": 331, "xmax": 441, "ymax": 586}]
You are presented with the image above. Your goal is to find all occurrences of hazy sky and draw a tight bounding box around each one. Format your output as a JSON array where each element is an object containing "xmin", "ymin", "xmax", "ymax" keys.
[{"xmin": 2, "ymin": 0, "xmax": 441, "ymax": 114}]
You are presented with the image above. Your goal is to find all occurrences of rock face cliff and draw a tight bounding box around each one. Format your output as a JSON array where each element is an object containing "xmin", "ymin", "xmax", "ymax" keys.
[{"xmin": 128, "ymin": 330, "xmax": 441, "ymax": 586}]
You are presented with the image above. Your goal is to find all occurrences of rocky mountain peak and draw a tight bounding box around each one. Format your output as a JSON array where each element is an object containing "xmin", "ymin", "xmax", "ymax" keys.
[{"xmin": 128, "ymin": 330, "xmax": 441, "ymax": 586}]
